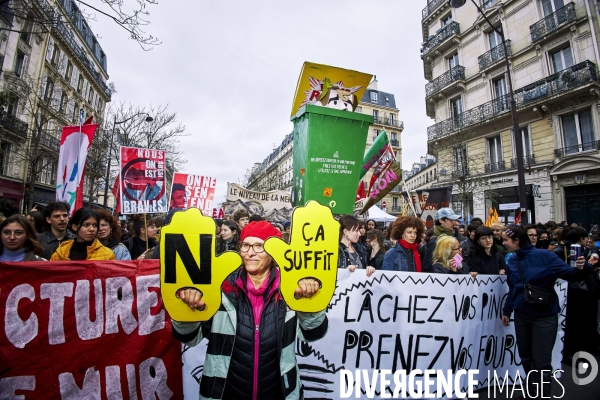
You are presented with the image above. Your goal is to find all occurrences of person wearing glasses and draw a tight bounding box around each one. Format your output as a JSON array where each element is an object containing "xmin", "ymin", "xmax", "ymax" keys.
[
  {"xmin": 524, "ymin": 224, "xmax": 538, "ymax": 247},
  {"xmin": 0, "ymin": 214, "xmax": 46, "ymax": 261},
  {"xmin": 430, "ymin": 234, "xmax": 470, "ymax": 274},
  {"xmin": 466, "ymin": 226, "xmax": 506, "ymax": 278},
  {"xmin": 172, "ymin": 221, "xmax": 327, "ymax": 400}
]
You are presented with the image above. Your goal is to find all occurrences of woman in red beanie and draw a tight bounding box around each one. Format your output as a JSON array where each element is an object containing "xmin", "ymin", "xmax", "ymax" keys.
[{"xmin": 172, "ymin": 221, "xmax": 328, "ymax": 400}]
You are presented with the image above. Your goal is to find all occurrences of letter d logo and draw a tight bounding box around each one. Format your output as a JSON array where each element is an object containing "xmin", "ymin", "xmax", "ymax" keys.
[{"xmin": 572, "ymin": 351, "xmax": 598, "ymax": 385}]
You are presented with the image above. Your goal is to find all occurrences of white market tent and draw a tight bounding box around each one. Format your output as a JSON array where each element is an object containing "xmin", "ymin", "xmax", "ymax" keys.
[{"xmin": 365, "ymin": 205, "xmax": 397, "ymax": 224}]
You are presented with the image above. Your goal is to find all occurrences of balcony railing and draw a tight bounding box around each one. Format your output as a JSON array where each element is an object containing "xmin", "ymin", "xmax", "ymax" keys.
[
  {"xmin": 480, "ymin": 0, "xmax": 499, "ymax": 10},
  {"xmin": 554, "ymin": 140, "xmax": 600, "ymax": 157},
  {"xmin": 40, "ymin": 130, "xmax": 61, "ymax": 152},
  {"xmin": 511, "ymin": 154, "xmax": 536, "ymax": 168},
  {"xmin": 373, "ymin": 116, "xmax": 404, "ymax": 128},
  {"xmin": 0, "ymin": 109, "xmax": 28, "ymax": 138},
  {"xmin": 53, "ymin": 21, "xmax": 111, "ymax": 99},
  {"xmin": 426, "ymin": 65, "xmax": 465, "ymax": 97},
  {"xmin": 57, "ymin": 0, "xmax": 107, "ymax": 73},
  {"xmin": 530, "ymin": 3, "xmax": 576, "ymax": 43},
  {"xmin": 422, "ymin": 0, "xmax": 446, "ymax": 19},
  {"xmin": 34, "ymin": 0, "xmax": 55, "ymax": 18},
  {"xmin": 428, "ymin": 61, "xmax": 598, "ymax": 141},
  {"xmin": 421, "ymin": 22, "xmax": 460, "ymax": 59},
  {"xmin": 479, "ymin": 41, "xmax": 511, "ymax": 71},
  {"xmin": 390, "ymin": 205, "xmax": 402, "ymax": 213},
  {"xmin": 485, "ymin": 160, "xmax": 506, "ymax": 173},
  {"xmin": 390, "ymin": 139, "xmax": 399, "ymax": 147}
]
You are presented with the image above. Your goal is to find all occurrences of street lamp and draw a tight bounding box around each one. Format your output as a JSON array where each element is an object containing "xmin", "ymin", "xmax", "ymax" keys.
[
  {"xmin": 448, "ymin": 0, "xmax": 529, "ymax": 224},
  {"xmin": 103, "ymin": 113, "xmax": 154, "ymax": 208}
]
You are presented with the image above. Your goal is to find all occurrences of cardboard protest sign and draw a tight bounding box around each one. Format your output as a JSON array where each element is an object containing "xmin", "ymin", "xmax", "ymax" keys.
[
  {"xmin": 291, "ymin": 62, "xmax": 373, "ymax": 116},
  {"xmin": 0, "ymin": 260, "xmax": 182, "ymax": 398},
  {"xmin": 402, "ymin": 186, "xmax": 453, "ymax": 229},
  {"xmin": 223, "ymin": 182, "xmax": 292, "ymax": 223},
  {"xmin": 360, "ymin": 129, "xmax": 389, "ymax": 179},
  {"xmin": 120, "ymin": 146, "xmax": 167, "ymax": 214},
  {"xmin": 160, "ymin": 208, "xmax": 241, "ymax": 322},
  {"xmin": 168, "ymin": 173, "xmax": 216, "ymax": 214},
  {"xmin": 264, "ymin": 201, "xmax": 339, "ymax": 312}
]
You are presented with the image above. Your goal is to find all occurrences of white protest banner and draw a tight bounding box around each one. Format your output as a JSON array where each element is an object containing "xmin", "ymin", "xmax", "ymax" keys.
[
  {"xmin": 181, "ymin": 270, "xmax": 567, "ymax": 399},
  {"xmin": 223, "ymin": 182, "xmax": 292, "ymax": 223}
]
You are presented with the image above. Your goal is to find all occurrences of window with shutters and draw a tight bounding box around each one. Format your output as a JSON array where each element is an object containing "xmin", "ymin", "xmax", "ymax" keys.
[
  {"xmin": 0, "ymin": 142, "xmax": 11, "ymax": 176},
  {"xmin": 14, "ymin": 51, "xmax": 26, "ymax": 77},
  {"xmin": 44, "ymin": 79, "xmax": 54, "ymax": 102}
]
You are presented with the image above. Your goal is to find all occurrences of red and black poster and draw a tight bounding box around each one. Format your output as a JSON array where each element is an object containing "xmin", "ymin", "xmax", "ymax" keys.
[
  {"xmin": 119, "ymin": 146, "xmax": 167, "ymax": 214},
  {"xmin": 0, "ymin": 260, "xmax": 183, "ymax": 398}
]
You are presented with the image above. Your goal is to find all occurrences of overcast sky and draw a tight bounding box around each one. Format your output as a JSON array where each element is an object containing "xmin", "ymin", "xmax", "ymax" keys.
[{"xmin": 90, "ymin": 0, "xmax": 431, "ymax": 203}]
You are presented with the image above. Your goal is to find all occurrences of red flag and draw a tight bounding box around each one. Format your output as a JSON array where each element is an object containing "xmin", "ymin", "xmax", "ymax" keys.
[
  {"xmin": 356, "ymin": 181, "xmax": 366, "ymax": 200},
  {"xmin": 112, "ymin": 174, "xmax": 121, "ymax": 213},
  {"xmin": 368, "ymin": 145, "xmax": 394, "ymax": 196},
  {"xmin": 74, "ymin": 166, "xmax": 85, "ymax": 212}
]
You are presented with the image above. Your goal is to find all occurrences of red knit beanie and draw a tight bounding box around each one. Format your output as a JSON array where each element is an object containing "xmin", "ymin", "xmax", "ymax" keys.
[{"xmin": 240, "ymin": 221, "xmax": 282, "ymax": 241}]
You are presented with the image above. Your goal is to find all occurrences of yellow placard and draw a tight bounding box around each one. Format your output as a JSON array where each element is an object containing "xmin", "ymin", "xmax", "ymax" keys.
[
  {"xmin": 290, "ymin": 62, "xmax": 373, "ymax": 117},
  {"xmin": 264, "ymin": 201, "xmax": 339, "ymax": 312},
  {"xmin": 160, "ymin": 208, "xmax": 242, "ymax": 322}
]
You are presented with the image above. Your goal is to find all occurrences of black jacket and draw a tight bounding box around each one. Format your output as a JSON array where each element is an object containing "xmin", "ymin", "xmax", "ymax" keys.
[
  {"xmin": 338, "ymin": 242, "xmax": 368, "ymax": 269},
  {"xmin": 466, "ymin": 250, "xmax": 507, "ymax": 274},
  {"xmin": 37, "ymin": 229, "xmax": 75, "ymax": 260}
]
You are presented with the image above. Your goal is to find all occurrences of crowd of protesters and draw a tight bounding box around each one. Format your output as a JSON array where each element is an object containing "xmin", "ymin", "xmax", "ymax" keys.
[{"xmin": 1, "ymin": 196, "xmax": 600, "ymax": 398}]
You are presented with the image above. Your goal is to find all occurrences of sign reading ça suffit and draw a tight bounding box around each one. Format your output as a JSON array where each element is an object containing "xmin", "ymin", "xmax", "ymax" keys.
[
  {"xmin": 120, "ymin": 146, "xmax": 167, "ymax": 214},
  {"xmin": 168, "ymin": 172, "xmax": 216, "ymax": 214},
  {"xmin": 0, "ymin": 260, "xmax": 182, "ymax": 399},
  {"xmin": 264, "ymin": 201, "xmax": 339, "ymax": 312},
  {"xmin": 160, "ymin": 208, "xmax": 242, "ymax": 322}
]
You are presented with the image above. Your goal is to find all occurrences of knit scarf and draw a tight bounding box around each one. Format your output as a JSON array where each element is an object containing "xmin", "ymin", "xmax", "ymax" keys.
[
  {"xmin": 434, "ymin": 225, "xmax": 454, "ymax": 237},
  {"xmin": 399, "ymin": 239, "xmax": 422, "ymax": 272}
]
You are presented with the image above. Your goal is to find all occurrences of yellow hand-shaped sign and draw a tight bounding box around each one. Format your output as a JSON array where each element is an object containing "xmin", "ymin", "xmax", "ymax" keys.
[
  {"xmin": 160, "ymin": 208, "xmax": 242, "ymax": 322},
  {"xmin": 264, "ymin": 201, "xmax": 339, "ymax": 312}
]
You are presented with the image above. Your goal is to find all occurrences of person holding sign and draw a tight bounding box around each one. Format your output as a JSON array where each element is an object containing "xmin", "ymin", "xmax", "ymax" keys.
[
  {"xmin": 382, "ymin": 216, "xmax": 425, "ymax": 272},
  {"xmin": 0, "ymin": 215, "xmax": 46, "ymax": 261},
  {"xmin": 337, "ymin": 215, "xmax": 370, "ymax": 275},
  {"xmin": 50, "ymin": 208, "xmax": 115, "ymax": 261},
  {"xmin": 501, "ymin": 225, "xmax": 593, "ymax": 397},
  {"xmin": 172, "ymin": 221, "xmax": 327, "ymax": 400},
  {"xmin": 430, "ymin": 235, "xmax": 470, "ymax": 274}
]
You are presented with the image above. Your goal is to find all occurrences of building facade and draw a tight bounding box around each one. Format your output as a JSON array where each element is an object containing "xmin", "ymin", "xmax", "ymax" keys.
[
  {"xmin": 421, "ymin": 0, "xmax": 600, "ymax": 226},
  {"xmin": 246, "ymin": 80, "xmax": 404, "ymax": 216},
  {"xmin": 0, "ymin": 0, "xmax": 110, "ymax": 210}
]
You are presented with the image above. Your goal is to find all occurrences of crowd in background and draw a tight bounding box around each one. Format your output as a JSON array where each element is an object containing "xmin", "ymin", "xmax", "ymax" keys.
[{"xmin": 1, "ymin": 197, "xmax": 599, "ymax": 396}]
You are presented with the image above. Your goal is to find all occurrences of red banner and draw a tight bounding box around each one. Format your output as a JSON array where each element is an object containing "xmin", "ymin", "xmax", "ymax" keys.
[
  {"xmin": 119, "ymin": 146, "xmax": 167, "ymax": 214},
  {"xmin": 0, "ymin": 260, "xmax": 183, "ymax": 398},
  {"xmin": 168, "ymin": 172, "xmax": 216, "ymax": 215}
]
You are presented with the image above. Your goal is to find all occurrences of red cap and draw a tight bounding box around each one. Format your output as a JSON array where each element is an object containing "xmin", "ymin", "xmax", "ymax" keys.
[{"xmin": 240, "ymin": 221, "xmax": 282, "ymax": 241}]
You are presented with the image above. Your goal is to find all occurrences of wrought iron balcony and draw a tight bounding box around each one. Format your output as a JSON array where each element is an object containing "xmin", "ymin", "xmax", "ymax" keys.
[
  {"xmin": 428, "ymin": 94, "xmax": 510, "ymax": 141},
  {"xmin": 390, "ymin": 205, "xmax": 402, "ymax": 213},
  {"xmin": 530, "ymin": 2, "xmax": 576, "ymax": 43},
  {"xmin": 422, "ymin": 0, "xmax": 446, "ymax": 19},
  {"xmin": 515, "ymin": 61, "xmax": 597, "ymax": 104},
  {"xmin": 485, "ymin": 160, "xmax": 506, "ymax": 173},
  {"xmin": 34, "ymin": 0, "xmax": 55, "ymax": 18},
  {"xmin": 554, "ymin": 140, "xmax": 600, "ymax": 157},
  {"xmin": 390, "ymin": 139, "xmax": 399, "ymax": 147},
  {"xmin": 426, "ymin": 65, "xmax": 465, "ymax": 97},
  {"xmin": 53, "ymin": 21, "xmax": 111, "ymax": 99},
  {"xmin": 428, "ymin": 61, "xmax": 598, "ymax": 141},
  {"xmin": 511, "ymin": 154, "xmax": 535, "ymax": 168},
  {"xmin": 40, "ymin": 130, "xmax": 61, "ymax": 152},
  {"xmin": 373, "ymin": 116, "xmax": 404, "ymax": 128},
  {"xmin": 421, "ymin": 22, "xmax": 460, "ymax": 59},
  {"xmin": 0, "ymin": 109, "xmax": 28, "ymax": 138},
  {"xmin": 479, "ymin": 41, "xmax": 511, "ymax": 71}
]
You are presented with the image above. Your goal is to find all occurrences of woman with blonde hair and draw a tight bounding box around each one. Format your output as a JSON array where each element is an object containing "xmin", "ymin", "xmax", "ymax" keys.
[
  {"xmin": 431, "ymin": 235, "xmax": 469, "ymax": 274},
  {"xmin": 491, "ymin": 221, "xmax": 507, "ymax": 256}
]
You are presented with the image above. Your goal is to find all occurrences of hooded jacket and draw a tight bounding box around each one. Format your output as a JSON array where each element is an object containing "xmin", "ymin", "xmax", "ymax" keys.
[{"xmin": 50, "ymin": 238, "xmax": 116, "ymax": 261}]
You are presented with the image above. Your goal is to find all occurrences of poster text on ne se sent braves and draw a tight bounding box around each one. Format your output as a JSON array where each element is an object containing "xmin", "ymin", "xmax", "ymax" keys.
[
  {"xmin": 168, "ymin": 172, "xmax": 216, "ymax": 214},
  {"xmin": 0, "ymin": 260, "xmax": 183, "ymax": 399},
  {"xmin": 120, "ymin": 146, "xmax": 167, "ymax": 214}
]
